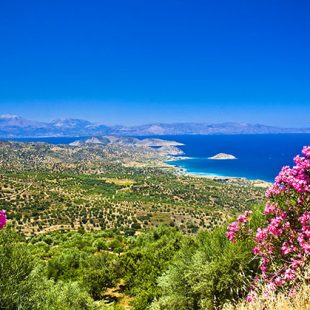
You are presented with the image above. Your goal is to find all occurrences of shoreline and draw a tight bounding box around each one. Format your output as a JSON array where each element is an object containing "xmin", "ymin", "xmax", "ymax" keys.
[{"xmin": 164, "ymin": 157, "xmax": 272, "ymax": 188}]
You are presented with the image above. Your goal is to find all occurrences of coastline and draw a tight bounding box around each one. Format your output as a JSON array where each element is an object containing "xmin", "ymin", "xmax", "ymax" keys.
[{"xmin": 164, "ymin": 157, "xmax": 272, "ymax": 188}]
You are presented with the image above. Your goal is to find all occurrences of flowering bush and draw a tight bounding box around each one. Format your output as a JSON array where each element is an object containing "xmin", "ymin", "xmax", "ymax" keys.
[
  {"xmin": 0, "ymin": 209, "xmax": 6, "ymax": 229},
  {"xmin": 226, "ymin": 210, "xmax": 253, "ymax": 242},
  {"xmin": 226, "ymin": 146, "xmax": 310, "ymax": 300}
]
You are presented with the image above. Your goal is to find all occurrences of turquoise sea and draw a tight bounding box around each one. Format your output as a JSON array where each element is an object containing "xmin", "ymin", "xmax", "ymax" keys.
[
  {"xmin": 163, "ymin": 134, "xmax": 310, "ymax": 182},
  {"xmin": 5, "ymin": 134, "xmax": 310, "ymax": 182}
]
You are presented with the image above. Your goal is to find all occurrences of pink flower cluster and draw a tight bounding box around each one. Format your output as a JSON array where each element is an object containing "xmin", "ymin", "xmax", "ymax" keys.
[
  {"xmin": 226, "ymin": 210, "xmax": 252, "ymax": 242},
  {"xmin": 0, "ymin": 209, "xmax": 6, "ymax": 229},
  {"xmin": 266, "ymin": 146, "xmax": 310, "ymax": 197},
  {"xmin": 226, "ymin": 146, "xmax": 310, "ymax": 301}
]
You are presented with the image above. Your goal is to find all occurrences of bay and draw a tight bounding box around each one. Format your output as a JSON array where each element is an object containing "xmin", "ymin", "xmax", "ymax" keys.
[{"xmin": 163, "ymin": 134, "xmax": 310, "ymax": 182}]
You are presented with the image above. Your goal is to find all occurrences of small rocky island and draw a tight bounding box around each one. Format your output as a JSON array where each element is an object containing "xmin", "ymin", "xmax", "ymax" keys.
[{"xmin": 208, "ymin": 153, "xmax": 237, "ymax": 160}]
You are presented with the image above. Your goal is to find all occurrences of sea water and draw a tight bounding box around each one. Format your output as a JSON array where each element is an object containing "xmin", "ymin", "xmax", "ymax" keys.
[{"xmin": 164, "ymin": 134, "xmax": 310, "ymax": 182}]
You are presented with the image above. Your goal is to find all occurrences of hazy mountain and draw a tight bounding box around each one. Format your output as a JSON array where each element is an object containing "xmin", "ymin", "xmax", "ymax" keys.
[
  {"xmin": 0, "ymin": 114, "xmax": 50, "ymax": 137},
  {"xmin": 115, "ymin": 122, "xmax": 310, "ymax": 135},
  {"xmin": 50, "ymin": 118, "xmax": 92, "ymax": 129},
  {"xmin": 0, "ymin": 114, "xmax": 46, "ymax": 128},
  {"xmin": 0, "ymin": 115, "xmax": 309, "ymax": 138}
]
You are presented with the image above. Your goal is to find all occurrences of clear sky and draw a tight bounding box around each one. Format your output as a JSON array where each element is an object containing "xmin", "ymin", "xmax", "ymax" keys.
[{"xmin": 0, "ymin": 0, "xmax": 309, "ymax": 126}]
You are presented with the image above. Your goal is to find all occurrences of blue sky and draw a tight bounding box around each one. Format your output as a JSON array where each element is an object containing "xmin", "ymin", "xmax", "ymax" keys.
[{"xmin": 0, "ymin": 0, "xmax": 309, "ymax": 126}]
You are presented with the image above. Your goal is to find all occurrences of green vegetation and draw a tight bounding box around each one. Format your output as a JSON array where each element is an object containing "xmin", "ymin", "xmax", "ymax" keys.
[
  {"xmin": 151, "ymin": 206, "xmax": 266, "ymax": 310},
  {"xmin": 1, "ymin": 170, "xmax": 264, "ymax": 236},
  {"xmin": 0, "ymin": 218, "xmax": 265, "ymax": 309},
  {"xmin": 0, "ymin": 140, "xmax": 274, "ymax": 309},
  {"xmin": 0, "ymin": 229, "xmax": 95, "ymax": 310}
]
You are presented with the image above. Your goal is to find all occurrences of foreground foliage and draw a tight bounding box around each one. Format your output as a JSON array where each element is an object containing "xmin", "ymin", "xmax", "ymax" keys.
[
  {"xmin": 226, "ymin": 146, "xmax": 310, "ymax": 301},
  {"xmin": 0, "ymin": 222, "xmax": 264, "ymax": 309},
  {"xmin": 151, "ymin": 207, "xmax": 264, "ymax": 310},
  {"xmin": 0, "ymin": 229, "xmax": 95, "ymax": 310}
]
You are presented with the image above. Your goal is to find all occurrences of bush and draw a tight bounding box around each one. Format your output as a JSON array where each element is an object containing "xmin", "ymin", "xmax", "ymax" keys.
[
  {"xmin": 151, "ymin": 221, "xmax": 262, "ymax": 309},
  {"xmin": 0, "ymin": 229, "xmax": 95, "ymax": 309},
  {"xmin": 82, "ymin": 253, "xmax": 118, "ymax": 300},
  {"xmin": 121, "ymin": 226, "xmax": 183, "ymax": 309},
  {"xmin": 23, "ymin": 267, "xmax": 95, "ymax": 310},
  {"xmin": 47, "ymin": 248, "xmax": 88, "ymax": 281},
  {"xmin": 0, "ymin": 229, "xmax": 34, "ymax": 309},
  {"xmin": 226, "ymin": 146, "xmax": 310, "ymax": 301}
]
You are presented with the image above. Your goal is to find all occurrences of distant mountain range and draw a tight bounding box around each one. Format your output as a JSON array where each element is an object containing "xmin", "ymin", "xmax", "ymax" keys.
[{"xmin": 0, "ymin": 114, "xmax": 309, "ymax": 138}]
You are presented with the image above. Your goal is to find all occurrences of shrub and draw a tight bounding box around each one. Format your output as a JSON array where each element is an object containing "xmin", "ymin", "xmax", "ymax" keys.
[
  {"xmin": 121, "ymin": 226, "xmax": 183, "ymax": 309},
  {"xmin": 226, "ymin": 146, "xmax": 310, "ymax": 301},
  {"xmin": 151, "ymin": 220, "xmax": 262, "ymax": 309},
  {"xmin": 0, "ymin": 229, "xmax": 35, "ymax": 309}
]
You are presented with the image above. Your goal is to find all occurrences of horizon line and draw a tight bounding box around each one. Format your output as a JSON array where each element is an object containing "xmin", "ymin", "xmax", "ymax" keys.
[{"xmin": 1, "ymin": 114, "xmax": 309, "ymax": 129}]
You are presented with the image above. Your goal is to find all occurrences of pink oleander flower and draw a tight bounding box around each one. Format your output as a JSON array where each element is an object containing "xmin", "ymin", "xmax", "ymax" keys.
[
  {"xmin": 281, "ymin": 241, "xmax": 296, "ymax": 255},
  {"xmin": 252, "ymin": 246, "xmax": 260, "ymax": 255},
  {"xmin": 246, "ymin": 292, "xmax": 257, "ymax": 303},
  {"xmin": 237, "ymin": 214, "xmax": 247, "ymax": 223},
  {"xmin": 274, "ymin": 276, "xmax": 285, "ymax": 286},
  {"xmin": 226, "ymin": 221, "xmax": 239, "ymax": 242},
  {"xmin": 299, "ymin": 211, "xmax": 310, "ymax": 238},
  {"xmin": 256, "ymin": 227, "xmax": 268, "ymax": 241},
  {"xmin": 297, "ymin": 233, "xmax": 310, "ymax": 254},
  {"xmin": 302, "ymin": 146, "xmax": 310, "ymax": 158},
  {"xmin": 291, "ymin": 258, "xmax": 303, "ymax": 269},
  {"xmin": 226, "ymin": 210, "xmax": 252, "ymax": 242},
  {"xmin": 264, "ymin": 202, "xmax": 277, "ymax": 215},
  {"xmin": 0, "ymin": 210, "xmax": 6, "ymax": 229},
  {"xmin": 284, "ymin": 268, "xmax": 296, "ymax": 281}
]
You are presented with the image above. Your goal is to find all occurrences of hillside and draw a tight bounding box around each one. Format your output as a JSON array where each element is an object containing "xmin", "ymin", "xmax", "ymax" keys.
[
  {"xmin": 0, "ymin": 141, "xmax": 308, "ymax": 310},
  {"xmin": 0, "ymin": 140, "xmax": 265, "ymax": 236}
]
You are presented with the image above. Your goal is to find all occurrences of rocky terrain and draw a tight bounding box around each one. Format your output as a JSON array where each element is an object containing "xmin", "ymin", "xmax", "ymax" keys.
[{"xmin": 208, "ymin": 153, "xmax": 237, "ymax": 160}]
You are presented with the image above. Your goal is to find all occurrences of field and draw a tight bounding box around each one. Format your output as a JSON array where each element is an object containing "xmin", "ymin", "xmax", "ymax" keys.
[{"xmin": 1, "ymin": 169, "xmax": 265, "ymax": 236}]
